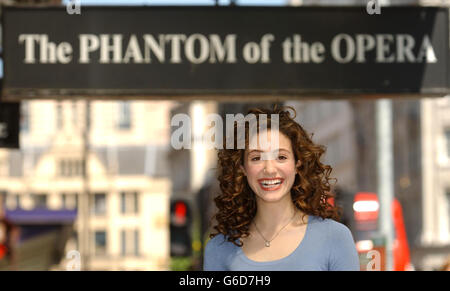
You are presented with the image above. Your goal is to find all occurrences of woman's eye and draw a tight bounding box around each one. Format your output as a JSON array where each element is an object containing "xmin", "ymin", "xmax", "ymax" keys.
[
  {"xmin": 278, "ymin": 155, "xmax": 287, "ymax": 160},
  {"xmin": 250, "ymin": 156, "xmax": 260, "ymax": 161}
]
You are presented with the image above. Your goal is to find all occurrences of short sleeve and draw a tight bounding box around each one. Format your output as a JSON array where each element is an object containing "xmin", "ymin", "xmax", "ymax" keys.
[
  {"xmin": 203, "ymin": 235, "xmax": 228, "ymax": 271},
  {"xmin": 328, "ymin": 221, "xmax": 360, "ymax": 271}
]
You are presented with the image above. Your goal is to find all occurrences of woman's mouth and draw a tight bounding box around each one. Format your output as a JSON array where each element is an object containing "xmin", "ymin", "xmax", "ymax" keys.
[{"xmin": 257, "ymin": 178, "xmax": 284, "ymax": 191}]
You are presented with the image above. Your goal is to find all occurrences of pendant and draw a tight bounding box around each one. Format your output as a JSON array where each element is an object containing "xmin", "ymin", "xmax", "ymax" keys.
[{"xmin": 265, "ymin": 241, "xmax": 270, "ymax": 247}]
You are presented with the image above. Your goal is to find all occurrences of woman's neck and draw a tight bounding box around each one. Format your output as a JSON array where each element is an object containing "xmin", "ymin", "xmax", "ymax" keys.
[{"xmin": 252, "ymin": 196, "xmax": 299, "ymax": 233}]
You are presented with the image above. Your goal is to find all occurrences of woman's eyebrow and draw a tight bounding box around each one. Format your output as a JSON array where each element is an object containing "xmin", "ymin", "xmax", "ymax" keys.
[
  {"xmin": 248, "ymin": 148, "xmax": 291, "ymax": 155},
  {"xmin": 277, "ymin": 148, "xmax": 291, "ymax": 153}
]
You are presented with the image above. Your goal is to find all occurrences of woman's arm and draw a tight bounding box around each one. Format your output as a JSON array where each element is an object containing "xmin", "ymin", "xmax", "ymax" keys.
[
  {"xmin": 328, "ymin": 221, "xmax": 360, "ymax": 271},
  {"xmin": 203, "ymin": 235, "xmax": 228, "ymax": 271}
]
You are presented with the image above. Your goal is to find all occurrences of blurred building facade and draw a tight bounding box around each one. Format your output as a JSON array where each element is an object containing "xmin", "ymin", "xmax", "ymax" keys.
[
  {"xmin": 168, "ymin": 101, "xmax": 219, "ymax": 265},
  {"xmin": 420, "ymin": 96, "xmax": 450, "ymax": 269},
  {"xmin": 287, "ymin": 96, "xmax": 450, "ymax": 270},
  {"xmin": 288, "ymin": 0, "xmax": 450, "ymax": 272},
  {"xmin": 0, "ymin": 100, "xmax": 174, "ymax": 270},
  {"xmin": 169, "ymin": 101, "xmax": 219, "ymax": 202}
]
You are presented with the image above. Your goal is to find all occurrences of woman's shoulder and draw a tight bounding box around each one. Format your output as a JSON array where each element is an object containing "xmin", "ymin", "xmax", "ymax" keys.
[
  {"xmin": 308, "ymin": 215, "xmax": 353, "ymax": 239},
  {"xmin": 204, "ymin": 233, "xmax": 239, "ymax": 271},
  {"xmin": 308, "ymin": 216, "xmax": 359, "ymax": 270},
  {"xmin": 205, "ymin": 233, "xmax": 238, "ymax": 252}
]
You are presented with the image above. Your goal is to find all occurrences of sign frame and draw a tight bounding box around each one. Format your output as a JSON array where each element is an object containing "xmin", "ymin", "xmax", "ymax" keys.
[{"xmin": 1, "ymin": 5, "xmax": 449, "ymax": 101}]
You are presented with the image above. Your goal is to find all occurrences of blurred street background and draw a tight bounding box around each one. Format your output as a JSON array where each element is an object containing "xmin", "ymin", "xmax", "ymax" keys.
[{"xmin": 0, "ymin": 0, "xmax": 449, "ymax": 271}]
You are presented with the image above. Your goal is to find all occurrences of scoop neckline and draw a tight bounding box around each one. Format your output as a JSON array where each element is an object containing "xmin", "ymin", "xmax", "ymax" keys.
[{"xmin": 237, "ymin": 214, "xmax": 314, "ymax": 265}]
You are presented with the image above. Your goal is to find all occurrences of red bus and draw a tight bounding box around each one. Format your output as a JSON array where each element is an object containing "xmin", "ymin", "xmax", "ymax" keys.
[{"xmin": 352, "ymin": 192, "xmax": 413, "ymax": 271}]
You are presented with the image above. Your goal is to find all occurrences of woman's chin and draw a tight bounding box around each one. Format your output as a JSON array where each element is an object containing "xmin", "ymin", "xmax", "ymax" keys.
[
  {"xmin": 255, "ymin": 190, "xmax": 287, "ymax": 203},
  {"xmin": 249, "ymin": 183, "xmax": 293, "ymax": 203}
]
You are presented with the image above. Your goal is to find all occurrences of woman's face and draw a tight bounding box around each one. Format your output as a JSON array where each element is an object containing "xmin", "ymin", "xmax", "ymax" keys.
[{"xmin": 241, "ymin": 130, "xmax": 300, "ymax": 203}]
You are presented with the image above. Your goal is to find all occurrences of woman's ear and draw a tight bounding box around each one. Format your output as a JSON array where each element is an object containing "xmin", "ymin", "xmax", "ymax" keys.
[{"xmin": 240, "ymin": 164, "xmax": 247, "ymax": 176}]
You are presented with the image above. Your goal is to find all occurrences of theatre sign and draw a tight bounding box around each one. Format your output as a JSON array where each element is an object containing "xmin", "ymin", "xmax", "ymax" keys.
[{"xmin": 1, "ymin": 6, "xmax": 449, "ymax": 100}]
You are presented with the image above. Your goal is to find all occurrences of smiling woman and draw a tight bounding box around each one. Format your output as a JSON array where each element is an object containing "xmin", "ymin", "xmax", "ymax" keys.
[{"xmin": 203, "ymin": 105, "xmax": 359, "ymax": 271}]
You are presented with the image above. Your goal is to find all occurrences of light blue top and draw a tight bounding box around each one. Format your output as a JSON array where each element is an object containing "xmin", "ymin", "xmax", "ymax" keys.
[{"xmin": 203, "ymin": 215, "xmax": 360, "ymax": 271}]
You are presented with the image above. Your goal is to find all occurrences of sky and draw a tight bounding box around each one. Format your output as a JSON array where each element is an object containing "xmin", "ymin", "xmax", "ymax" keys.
[{"xmin": 62, "ymin": 0, "xmax": 289, "ymax": 5}]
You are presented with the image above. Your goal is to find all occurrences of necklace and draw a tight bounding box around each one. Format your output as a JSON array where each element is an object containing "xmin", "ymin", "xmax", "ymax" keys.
[{"xmin": 252, "ymin": 211, "xmax": 297, "ymax": 247}]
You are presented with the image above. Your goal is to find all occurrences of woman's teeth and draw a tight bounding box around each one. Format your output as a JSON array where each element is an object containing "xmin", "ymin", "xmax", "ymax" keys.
[{"xmin": 260, "ymin": 180, "xmax": 282, "ymax": 187}]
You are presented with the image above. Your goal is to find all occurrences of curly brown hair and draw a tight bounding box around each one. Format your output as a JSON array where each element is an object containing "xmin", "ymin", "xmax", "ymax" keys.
[{"xmin": 210, "ymin": 105, "xmax": 341, "ymax": 247}]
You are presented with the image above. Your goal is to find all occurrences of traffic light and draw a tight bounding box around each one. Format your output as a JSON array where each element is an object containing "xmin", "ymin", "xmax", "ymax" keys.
[{"xmin": 170, "ymin": 199, "xmax": 192, "ymax": 257}]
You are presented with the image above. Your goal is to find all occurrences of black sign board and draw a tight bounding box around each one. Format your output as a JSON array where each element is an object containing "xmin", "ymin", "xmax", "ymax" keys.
[
  {"xmin": 0, "ymin": 102, "xmax": 20, "ymax": 148},
  {"xmin": 2, "ymin": 6, "xmax": 449, "ymax": 99}
]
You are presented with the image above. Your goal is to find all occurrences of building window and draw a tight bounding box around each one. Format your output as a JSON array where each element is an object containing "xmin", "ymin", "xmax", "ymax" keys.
[
  {"xmin": 72, "ymin": 231, "xmax": 79, "ymax": 251},
  {"xmin": 120, "ymin": 192, "xmax": 139, "ymax": 215},
  {"xmin": 117, "ymin": 101, "xmax": 131, "ymax": 130},
  {"xmin": 121, "ymin": 229, "xmax": 140, "ymax": 257},
  {"xmin": 56, "ymin": 102, "xmax": 63, "ymax": 131},
  {"xmin": 5, "ymin": 193, "xmax": 21, "ymax": 210},
  {"xmin": 15, "ymin": 194, "xmax": 21, "ymax": 209},
  {"xmin": 21, "ymin": 102, "xmax": 29, "ymax": 133},
  {"xmin": 94, "ymin": 231, "xmax": 107, "ymax": 256},
  {"xmin": 61, "ymin": 193, "xmax": 78, "ymax": 210},
  {"xmin": 134, "ymin": 230, "xmax": 139, "ymax": 257},
  {"xmin": 121, "ymin": 230, "xmax": 126, "ymax": 256},
  {"xmin": 92, "ymin": 193, "xmax": 106, "ymax": 216},
  {"xmin": 74, "ymin": 194, "xmax": 79, "ymax": 210},
  {"xmin": 34, "ymin": 194, "xmax": 47, "ymax": 209},
  {"xmin": 58, "ymin": 159, "xmax": 85, "ymax": 177},
  {"xmin": 72, "ymin": 101, "xmax": 78, "ymax": 127}
]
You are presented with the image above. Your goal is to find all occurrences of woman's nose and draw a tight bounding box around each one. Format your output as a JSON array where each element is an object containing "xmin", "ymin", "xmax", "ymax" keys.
[{"xmin": 263, "ymin": 159, "xmax": 277, "ymax": 174}]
